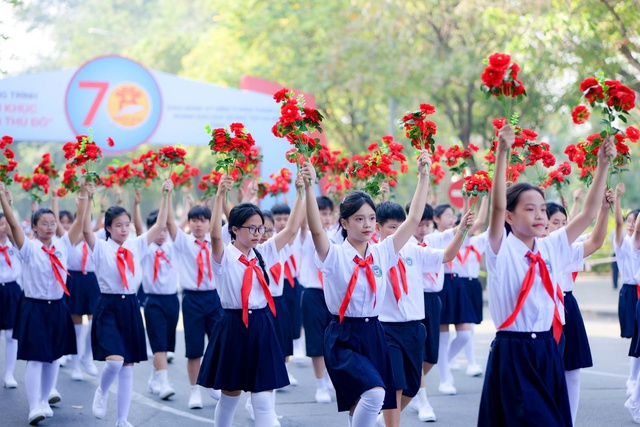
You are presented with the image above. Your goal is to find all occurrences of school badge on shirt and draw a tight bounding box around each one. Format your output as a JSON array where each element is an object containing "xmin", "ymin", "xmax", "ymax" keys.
[
  {"xmin": 372, "ymin": 265, "xmax": 383, "ymax": 277},
  {"xmin": 403, "ymin": 256, "xmax": 414, "ymax": 267}
]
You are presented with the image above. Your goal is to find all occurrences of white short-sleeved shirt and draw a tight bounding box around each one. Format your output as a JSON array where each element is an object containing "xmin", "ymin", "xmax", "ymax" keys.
[
  {"xmin": 299, "ymin": 230, "xmax": 335, "ymax": 290},
  {"xmin": 173, "ymin": 230, "xmax": 215, "ymax": 291},
  {"xmin": 91, "ymin": 235, "xmax": 148, "ymax": 294},
  {"xmin": 454, "ymin": 231, "xmax": 488, "ymax": 279},
  {"xmin": 67, "ymin": 239, "xmax": 96, "ymax": 273},
  {"xmin": 407, "ymin": 235, "xmax": 443, "ymax": 293},
  {"xmin": 315, "ymin": 236, "xmax": 396, "ymax": 318},
  {"xmin": 615, "ymin": 235, "xmax": 637, "ymax": 285},
  {"xmin": 19, "ymin": 234, "xmax": 72, "ymax": 299},
  {"xmin": 633, "ymin": 247, "xmax": 640, "ymax": 284},
  {"xmin": 557, "ymin": 233, "xmax": 587, "ymax": 293},
  {"xmin": 141, "ymin": 239, "xmax": 178, "ymax": 295},
  {"xmin": 267, "ymin": 243, "xmax": 286, "ymax": 298},
  {"xmin": 0, "ymin": 239, "xmax": 22, "ymax": 284},
  {"xmin": 424, "ymin": 229, "xmax": 455, "ymax": 291},
  {"xmin": 213, "ymin": 239, "xmax": 280, "ymax": 310},
  {"xmin": 380, "ymin": 242, "xmax": 444, "ymax": 322},
  {"xmin": 487, "ymin": 228, "xmax": 570, "ymax": 332},
  {"xmin": 222, "ymin": 223, "xmax": 232, "ymax": 246}
]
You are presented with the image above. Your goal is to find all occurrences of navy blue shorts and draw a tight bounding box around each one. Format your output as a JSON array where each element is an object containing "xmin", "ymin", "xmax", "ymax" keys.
[
  {"xmin": 197, "ymin": 307, "xmax": 289, "ymax": 392},
  {"xmin": 66, "ymin": 271, "xmax": 100, "ymax": 316},
  {"xmin": 0, "ymin": 281, "xmax": 20, "ymax": 330},
  {"xmin": 562, "ymin": 292, "xmax": 592, "ymax": 370},
  {"xmin": 272, "ymin": 296, "xmax": 293, "ymax": 357},
  {"xmin": 461, "ymin": 277, "xmax": 483, "ymax": 324},
  {"xmin": 137, "ymin": 284, "xmax": 147, "ymax": 306},
  {"xmin": 144, "ymin": 293, "xmax": 180, "ymax": 354},
  {"xmin": 381, "ymin": 320, "xmax": 426, "ymax": 398},
  {"xmin": 324, "ymin": 316, "xmax": 397, "ymax": 412},
  {"xmin": 619, "ymin": 284, "xmax": 637, "ymax": 338},
  {"xmin": 422, "ymin": 292, "xmax": 441, "ymax": 363},
  {"xmin": 301, "ymin": 288, "xmax": 332, "ymax": 357},
  {"xmin": 478, "ymin": 330, "xmax": 571, "ymax": 427},
  {"xmin": 92, "ymin": 293, "xmax": 147, "ymax": 364},
  {"xmin": 283, "ymin": 278, "xmax": 303, "ymax": 340},
  {"xmin": 182, "ymin": 289, "xmax": 223, "ymax": 359},
  {"xmin": 438, "ymin": 274, "xmax": 478, "ymax": 325},
  {"xmin": 13, "ymin": 296, "xmax": 77, "ymax": 362}
]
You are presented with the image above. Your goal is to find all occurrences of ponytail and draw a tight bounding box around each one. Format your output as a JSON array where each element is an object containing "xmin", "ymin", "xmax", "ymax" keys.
[{"xmin": 252, "ymin": 248, "xmax": 270, "ymax": 287}]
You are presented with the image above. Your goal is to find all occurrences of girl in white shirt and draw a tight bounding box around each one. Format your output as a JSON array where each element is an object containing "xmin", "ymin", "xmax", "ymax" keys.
[
  {"xmin": 0, "ymin": 181, "xmax": 88, "ymax": 425},
  {"xmin": 86, "ymin": 179, "xmax": 173, "ymax": 427},
  {"xmin": 478, "ymin": 124, "xmax": 614, "ymax": 427},
  {"xmin": 300, "ymin": 152, "xmax": 431, "ymax": 427},
  {"xmin": 0, "ymin": 212, "xmax": 21, "ymax": 389}
]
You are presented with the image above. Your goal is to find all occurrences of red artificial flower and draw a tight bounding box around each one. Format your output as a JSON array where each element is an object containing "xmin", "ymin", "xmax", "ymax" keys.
[
  {"xmin": 580, "ymin": 78, "xmax": 604, "ymax": 104},
  {"xmin": 3, "ymin": 148, "xmax": 14, "ymax": 159},
  {"xmin": 626, "ymin": 126, "xmax": 640, "ymax": 143},
  {"xmin": 488, "ymin": 53, "xmax": 511, "ymax": 70},
  {"xmin": 481, "ymin": 66, "xmax": 505, "ymax": 88},
  {"xmin": 571, "ymin": 105, "xmax": 590, "ymax": 125},
  {"xmin": 107, "ymin": 137, "xmax": 115, "ymax": 147},
  {"xmin": 605, "ymin": 80, "xmax": 636, "ymax": 111},
  {"xmin": 56, "ymin": 188, "xmax": 67, "ymax": 197},
  {"xmin": 419, "ymin": 103, "xmax": 436, "ymax": 115},
  {"xmin": 0, "ymin": 135, "xmax": 13, "ymax": 150},
  {"xmin": 273, "ymin": 88, "xmax": 290, "ymax": 103}
]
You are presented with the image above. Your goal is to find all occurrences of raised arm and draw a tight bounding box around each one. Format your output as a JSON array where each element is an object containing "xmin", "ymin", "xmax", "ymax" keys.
[
  {"xmin": 166, "ymin": 188, "xmax": 178, "ymax": 241},
  {"xmin": 0, "ymin": 183, "xmax": 24, "ymax": 249},
  {"xmin": 443, "ymin": 210, "xmax": 475, "ymax": 262},
  {"xmin": 393, "ymin": 151, "xmax": 432, "ymax": 253},
  {"xmin": 68, "ymin": 183, "xmax": 92, "ymax": 245},
  {"xmin": 178, "ymin": 193, "xmax": 193, "ymax": 232},
  {"xmin": 273, "ymin": 174, "xmax": 305, "ymax": 252},
  {"xmin": 634, "ymin": 199, "xmax": 640, "ymax": 251},
  {"xmin": 51, "ymin": 188, "xmax": 66, "ymax": 237},
  {"xmin": 300, "ymin": 161, "xmax": 331, "ymax": 261},
  {"xmin": 569, "ymin": 188, "xmax": 583, "ymax": 220},
  {"xmin": 133, "ymin": 188, "xmax": 144, "ymax": 237},
  {"xmin": 466, "ymin": 195, "xmax": 489, "ymax": 236},
  {"xmin": 210, "ymin": 175, "xmax": 233, "ymax": 264},
  {"xmin": 565, "ymin": 136, "xmax": 614, "ymax": 245},
  {"xmin": 488, "ymin": 124, "xmax": 514, "ymax": 254},
  {"xmin": 583, "ymin": 189, "xmax": 613, "ymax": 257},
  {"xmin": 614, "ymin": 183, "xmax": 626, "ymax": 247},
  {"xmin": 146, "ymin": 180, "xmax": 172, "ymax": 245},
  {"xmin": 82, "ymin": 183, "xmax": 97, "ymax": 251}
]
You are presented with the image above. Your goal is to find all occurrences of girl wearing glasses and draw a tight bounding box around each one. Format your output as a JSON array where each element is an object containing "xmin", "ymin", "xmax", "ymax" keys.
[{"xmin": 198, "ymin": 173, "xmax": 304, "ymax": 427}]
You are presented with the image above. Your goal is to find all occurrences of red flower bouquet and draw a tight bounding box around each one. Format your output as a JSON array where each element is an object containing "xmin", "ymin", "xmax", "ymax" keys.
[
  {"xmin": 480, "ymin": 53, "xmax": 527, "ymax": 123},
  {"xmin": 62, "ymin": 134, "xmax": 102, "ymax": 183},
  {"xmin": 0, "ymin": 137, "xmax": 18, "ymax": 186},
  {"xmin": 59, "ymin": 166, "xmax": 81, "ymax": 197},
  {"xmin": 444, "ymin": 144, "xmax": 478, "ymax": 175},
  {"xmin": 197, "ymin": 170, "xmax": 224, "ymax": 199},
  {"xmin": 171, "ymin": 163, "xmax": 200, "ymax": 191},
  {"xmin": 207, "ymin": 123, "xmax": 257, "ymax": 182},
  {"xmin": 104, "ymin": 161, "xmax": 149, "ymax": 188},
  {"xmin": 542, "ymin": 162, "xmax": 572, "ymax": 196},
  {"xmin": 265, "ymin": 167, "xmax": 292, "ymax": 198},
  {"xmin": 14, "ymin": 172, "xmax": 51, "ymax": 203},
  {"xmin": 397, "ymin": 104, "xmax": 438, "ymax": 153},
  {"xmin": 157, "ymin": 145, "xmax": 187, "ymax": 178}
]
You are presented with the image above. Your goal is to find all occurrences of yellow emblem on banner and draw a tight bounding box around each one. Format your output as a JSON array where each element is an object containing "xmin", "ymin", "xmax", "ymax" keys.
[{"xmin": 106, "ymin": 83, "xmax": 151, "ymax": 128}]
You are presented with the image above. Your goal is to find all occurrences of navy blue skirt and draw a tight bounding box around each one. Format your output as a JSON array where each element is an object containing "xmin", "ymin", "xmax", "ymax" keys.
[
  {"xmin": 478, "ymin": 330, "xmax": 571, "ymax": 427},
  {"xmin": 422, "ymin": 292, "xmax": 442, "ymax": 363},
  {"xmin": 461, "ymin": 277, "xmax": 483, "ymax": 324},
  {"xmin": 301, "ymin": 288, "xmax": 332, "ymax": 357},
  {"xmin": 619, "ymin": 284, "xmax": 638, "ymax": 338},
  {"xmin": 629, "ymin": 300, "xmax": 640, "ymax": 358},
  {"xmin": 324, "ymin": 316, "xmax": 397, "ymax": 412},
  {"xmin": 0, "ymin": 281, "xmax": 21, "ymax": 330},
  {"xmin": 438, "ymin": 274, "xmax": 478, "ymax": 325},
  {"xmin": 272, "ymin": 296, "xmax": 293, "ymax": 357},
  {"xmin": 381, "ymin": 320, "xmax": 426, "ymax": 398},
  {"xmin": 91, "ymin": 293, "xmax": 148, "ymax": 364},
  {"xmin": 562, "ymin": 292, "xmax": 592, "ymax": 370},
  {"xmin": 283, "ymin": 278, "xmax": 303, "ymax": 340},
  {"xmin": 66, "ymin": 271, "xmax": 100, "ymax": 316},
  {"xmin": 13, "ymin": 296, "xmax": 77, "ymax": 362},
  {"xmin": 197, "ymin": 307, "xmax": 289, "ymax": 392},
  {"xmin": 182, "ymin": 289, "xmax": 224, "ymax": 359},
  {"xmin": 144, "ymin": 293, "xmax": 180, "ymax": 354}
]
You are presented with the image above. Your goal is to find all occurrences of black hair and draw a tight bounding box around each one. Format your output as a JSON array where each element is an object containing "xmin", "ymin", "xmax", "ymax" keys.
[
  {"xmin": 0, "ymin": 212, "xmax": 4, "ymax": 220},
  {"xmin": 455, "ymin": 212, "xmax": 462, "ymax": 226},
  {"xmin": 32, "ymin": 208, "xmax": 56, "ymax": 227},
  {"xmin": 262, "ymin": 210, "xmax": 274, "ymax": 224},
  {"xmin": 271, "ymin": 203, "xmax": 291, "ymax": 216},
  {"xmin": 545, "ymin": 202, "xmax": 567, "ymax": 220},
  {"xmin": 376, "ymin": 201, "xmax": 406, "ymax": 225},
  {"xmin": 405, "ymin": 202, "xmax": 434, "ymax": 222},
  {"xmin": 433, "ymin": 203, "xmax": 454, "ymax": 231},
  {"xmin": 505, "ymin": 183, "xmax": 545, "ymax": 234},
  {"xmin": 317, "ymin": 196, "xmax": 334, "ymax": 212},
  {"xmin": 626, "ymin": 209, "xmax": 640, "ymax": 222},
  {"xmin": 229, "ymin": 203, "xmax": 270, "ymax": 286},
  {"xmin": 59, "ymin": 210, "xmax": 74, "ymax": 223},
  {"xmin": 339, "ymin": 191, "xmax": 376, "ymax": 239},
  {"xmin": 188, "ymin": 205, "xmax": 212, "ymax": 222},
  {"xmin": 104, "ymin": 206, "xmax": 131, "ymax": 241},
  {"xmin": 146, "ymin": 208, "xmax": 160, "ymax": 229}
]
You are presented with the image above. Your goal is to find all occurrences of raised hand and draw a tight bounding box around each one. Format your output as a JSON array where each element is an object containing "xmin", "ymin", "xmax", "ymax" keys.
[
  {"xmin": 417, "ymin": 150, "xmax": 431, "ymax": 176},
  {"xmin": 300, "ymin": 162, "xmax": 317, "ymax": 187},
  {"xmin": 498, "ymin": 124, "xmax": 515, "ymax": 152}
]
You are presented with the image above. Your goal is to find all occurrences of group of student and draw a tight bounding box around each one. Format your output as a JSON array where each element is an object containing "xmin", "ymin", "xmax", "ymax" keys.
[{"xmin": 0, "ymin": 124, "xmax": 639, "ymax": 426}]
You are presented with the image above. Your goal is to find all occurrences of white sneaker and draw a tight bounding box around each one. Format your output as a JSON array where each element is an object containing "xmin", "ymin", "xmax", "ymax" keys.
[
  {"xmin": 158, "ymin": 382, "xmax": 175, "ymax": 400},
  {"xmin": 92, "ymin": 387, "xmax": 108, "ymax": 419},
  {"xmin": 418, "ymin": 403, "xmax": 437, "ymax": 422},
  {"xmin": 208, "ymin": 388, "xmax": 221, "ymax": 401},
  {"xmin": 274, "ymin": 417, "xmax": 281, "ymax": 427},
  {"xmin": 629, "ymin": 379, "xmax": 638, "ymax": 397},
  {"xmin": 375, "ymin": 413, "xmax": 385, "ymax": 426},
  {"xmin": 324, "ymin": 377, "xmax": 335, "ymax": 392},
  {"xmin": 288, "ymin": 372, "xmax": 299, "ymax": 386},
  {"xmin": 81, "ymin": 356, "xmax": 99, "ymax": 376},
  {"xmin": 72, "ymin": 366, "xmax": 84, "ymax": 381},
  {"xmin": 438, "ymin": 382, "xmax": 457, "ymax": 395},
  {"xmin": 40, "ymin": 401, "xmax": 54, "ymax": 418},
  {"xmin": 245, "ymin": 396, "xmax": 255, "ymax": 420},
  {"xmin": 449, "ymin": 360, "xmax": 461, "ymax": 371},
  {"xmin": 28, "ymin": 407, "xmax": 46, "ymax": 425},
  {"xmin": 315, "ymin": 388, "xmax": 331, "ymax": 403},
  {"xmin": 147, "ymin": 371, "xmax": 160, "ymax": 395},
  {"xmin": 48, "ymin": 388, "xmax": 62, "ymax": 405},
  {"xmin": 188, "ymin": 387, "xmax": 203, "ymax": 409},
  {"xmin": 3, "ymin": 375, "xmax": 18, "ymax": 389},
  {"xmin": 167, "ymin": 352, "xmax": 175, "ymax": 364},
  {"xmin": 116, "ymin": 420, "xmax": 134, "ymax": 427},
  {"xmin": 58, "ymin": 355, "xmax": 68, "ymax": 367},
  {"xmin": 625, "ymin": 397, "xmax": 640, "ymax": 423},
  {"xmin": 466, "ymin": 364, "xmax": 483, "ymax": 377}
]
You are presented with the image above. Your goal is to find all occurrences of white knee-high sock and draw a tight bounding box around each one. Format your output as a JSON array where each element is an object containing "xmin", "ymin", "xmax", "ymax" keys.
[
  {"xmin": 437, "ymin": 332, "xmax": 452, "ymax": 383},
  {"xmin": 565, "ymin": 369, "xmax": 581, "ymax": 425},
  {"xmin": 100, "ymin": 360, "xmax": 124, "ymax": 393},
  {"xmin": 4, "ymin": 329, "xmax": 17, "ymax": 378},
  {"xmin": 72, "ymin": 324, "xmax": 83, "ymax": 367},
  {"xmin": 417, "ymin": 387, "xmax": 430, "ymax": 407},
  {"xmin": 84, "ymin": 320, "xmax": 93, "ymax": 359},
  {"xmin": 25, "ymin": 361, "xmax": 43, "ymax": 411},
  {"xmin": 630, "ymin": 357, "xmax": 640, "ymax": 382},
  {"xmin": 214, "ymin": 394, "xmax": 240, "ymax": 427},
  {"xmin": 447, "ymin": 330, "xmax": 471, "ymax": 363},
  {"xmin": 252, "ymin": 391, "xmax": 275, "ymax": 427},
  {"xmin": 117, "ymin": 366, "xmax": 133, "ymax": 422},
  {"xmin": 40, "ymin": 361, "xmax": 59, "ymax": 401},
  {"xmin": 463, "ymin": 324, "xmax": 477, "ymax": 365},
  {"xmin": 352, "ymin": 388, "xmax": 385, "ymax": 427}
]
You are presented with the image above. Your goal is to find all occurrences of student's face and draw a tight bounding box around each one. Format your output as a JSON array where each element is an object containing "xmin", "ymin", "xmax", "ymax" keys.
[
  {"xmin": 34, "ymin": 213, "xmax": 57, "ymax": 241},
  {"xmin": 506, "ymin": 190, "xmax": 547, "ymax": 238},
  {"xmin": 60, "ymin": 215, "xmax": 72, "ymax": 231},
  {"xmin": 188, "ymin": 217, "xmax": 210, "ymax": 239},
  {"xmin": 260, "ymin": 218, "xmax": 275, "ymax": 244},
  {"xmin": 232, "ymin": 214, "xmax": 264, "ymax": 249},
  {"xmin": 546, "ymin": 211, "xmax": 567, "ymax": 233},
  {"xmin": 434, "ymin": 208, "xmax": 456, "ymax": 231},
  {"xmin": 626, "ymin": 213, "xmax": 637, "ymax": 236},
  {"xmin": 341, "ymin": 204, "xmax": 376, "ymax": 243},
  {"xmin": 154, "ymin": 226, "xmax": 168, "ymax": 246},
  {"xmin": 273, "ymin": 214, "xmax": 289, "ymax": 233},
  {"xmin": 319, "ymin": 208, "xmax": 334, "ymax": 230},
  {"xmin": 376, "ymin": 219, "xmax": 404, "ymax": 240},
  {"xmin": 107, "ymin": 213, "xmax": 132, "ymax": 244},
  {"xmin": 414, "ymin": 219, "xmax": 434, "ymax": 241}
]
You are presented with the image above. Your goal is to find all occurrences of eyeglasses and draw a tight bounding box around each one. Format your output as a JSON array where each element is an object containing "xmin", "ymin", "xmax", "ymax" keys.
[
  {"xmin": 39, "ymin": 222, "xmax": 58, "ymax": 229},
  {"xmin": 264, "ymin": 228, "xmax": 275, "ymax": 235},
  {"xmin": 237, "ymin": 225, "xmax": 267, "ymax": 235}
]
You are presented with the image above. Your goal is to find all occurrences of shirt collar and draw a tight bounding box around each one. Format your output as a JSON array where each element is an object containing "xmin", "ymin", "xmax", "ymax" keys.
[
  {"xmin": 227, "ymin": 242, "xmax": 256, "ymax": 261},
  {"xmin": 506, "ymin": 231, "xmax": 539, "ymax": 258}
]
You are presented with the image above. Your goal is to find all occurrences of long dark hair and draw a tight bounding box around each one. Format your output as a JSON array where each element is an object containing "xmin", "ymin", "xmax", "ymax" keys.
[
  {"xmin": 104, "ymin": 206, "xmax": 131, "ymax": 241},
  {"xmin": 545, "ymin": 202, "xmax": 567, "ymax": 220},
  {"xmin": 32, "ymin": 208, "xmax": 55, "ymax": 227},
  {"xmin": 505, "ymin": 183, "xmax": 545, "ymax": 234},
  {"xmin": 433, "ymin": 203, "xmax": 453, "ymax": 231},
  {"xmin": 626, "ymin": 209, "xmax": 640, "ymax": 222},
  {"xmin": 338, "ymin": 191, "xmax": 376, "ymax": 239},
  {"xmin": 229, "ymin": 203, "xmax": 270, "ymax": 286}
]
